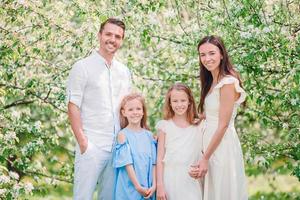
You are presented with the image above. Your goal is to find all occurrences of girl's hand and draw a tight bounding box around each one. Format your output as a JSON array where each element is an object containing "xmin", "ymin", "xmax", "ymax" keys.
[
  {"xmin": 135, "ymin": 185, "xmax": 149, "ymax": 197},
  {"xmin": 156, "ymin": 185, "xmax": 167, "ymax": 200},
  {"xmin": 144, "ymin": 185, "xmax": 156, "ymax": 199},
  {"xmin": 196, "ymin": 158, "xmax": 208, "ymax": 178},
  {"xmin": 188, "ymin": 164, "xmax": 200, "ymax": 179}
]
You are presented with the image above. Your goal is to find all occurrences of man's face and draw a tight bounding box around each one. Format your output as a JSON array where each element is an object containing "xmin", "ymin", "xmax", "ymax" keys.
[{"xmin": 98, "ymin": 23, "xmax": 124, "ymax": 55}]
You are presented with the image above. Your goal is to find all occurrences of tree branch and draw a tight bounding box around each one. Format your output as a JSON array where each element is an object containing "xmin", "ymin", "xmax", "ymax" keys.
[
  {"xmin": 222, "ymin": 0, "xmax": 231, "ymax": 20},
  {"xmin": 26, "ymin": 2, "xmax": 77, "ymax": 37},
  {"xmin": 293, "ymin": 25, "xmax": 300, "ymax": 34},
  {"xmin": 0, "ymin": 83, "xmax": 66, "ymax": 113},
  {"xmin": 150, "ymin": 34, "xmax": 193, "ymax": 45},
  {"xmin": 30, "ymin": 92, "xmax": 66, "ymax": 113},
  {"xmin": 24, "ymin": 170, "xmax": 72, "ymax": 183},
  {"xmin": 196, "ymin": 0, "xmax": 202, "ymax": 30},
  {"xmin": 3, "ymin": 99, "xmax": 35, "ymax": 109},
  {"xmin": 265, "ymin": 87, "xmax": 282, "ymax": 92},
  {"xmin": 172, "ymin": 0, "xmax": 189, "ymax": 36}
]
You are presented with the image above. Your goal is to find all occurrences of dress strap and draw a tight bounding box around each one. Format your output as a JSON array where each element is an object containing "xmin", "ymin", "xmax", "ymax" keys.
[{"xmin": 214, "ymin": 76, "xmax": 246, "ymax": 104}]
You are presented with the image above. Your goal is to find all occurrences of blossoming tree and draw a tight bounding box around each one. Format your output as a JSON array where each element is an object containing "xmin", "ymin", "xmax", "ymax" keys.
[{"xmin": 0, "ymin": 0, "xmax": 299, "ymax": 199}]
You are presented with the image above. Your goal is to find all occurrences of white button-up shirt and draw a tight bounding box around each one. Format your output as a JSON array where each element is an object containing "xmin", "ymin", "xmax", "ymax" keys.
[{"xmin": 66, "ymin": 50, "xmax": 131, "ymax": 151}]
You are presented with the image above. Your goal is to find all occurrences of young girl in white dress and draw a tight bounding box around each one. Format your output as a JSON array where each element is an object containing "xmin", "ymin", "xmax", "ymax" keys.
[
  {"xmin": 189, "ymin": 35, "xmax": 248, "ymax": 200},
  {"xmin": 156, "ymin": 83, "xmax": 203, "ymax": 200}
]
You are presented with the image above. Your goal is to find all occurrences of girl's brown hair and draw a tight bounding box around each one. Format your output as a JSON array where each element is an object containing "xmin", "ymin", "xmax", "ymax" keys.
[
  {"xmin": 197, "ymin": 35, "xmax": 244, "ymax": 113},
  {"xmin": 119, "ymin": 93, "xmax": 149, "ymax": 130},
  {"xmin": 163, "ymin": 83, "xmax": 199, "ymax": 125}
]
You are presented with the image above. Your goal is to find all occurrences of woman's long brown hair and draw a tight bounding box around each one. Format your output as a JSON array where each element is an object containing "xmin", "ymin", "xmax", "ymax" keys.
[{"xmin": 198, "ymin": 35, "xmax": 244, "ymax": 113}]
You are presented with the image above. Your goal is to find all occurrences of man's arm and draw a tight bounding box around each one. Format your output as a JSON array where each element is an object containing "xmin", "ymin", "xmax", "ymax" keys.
[{"xmin": 68, "ymin": 102, "xmax": 87, "ymax": 154}]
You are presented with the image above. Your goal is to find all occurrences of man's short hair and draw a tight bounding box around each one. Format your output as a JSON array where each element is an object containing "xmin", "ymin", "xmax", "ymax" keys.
[{"xmin": 99, "ymin": 18, "xmax": 125, "ymax": 37}]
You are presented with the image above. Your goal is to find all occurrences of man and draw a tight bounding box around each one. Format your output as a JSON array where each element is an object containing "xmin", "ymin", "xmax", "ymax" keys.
[{"xmin": 66, "ymin": 18, "xmax": 131, "ymax": 200}]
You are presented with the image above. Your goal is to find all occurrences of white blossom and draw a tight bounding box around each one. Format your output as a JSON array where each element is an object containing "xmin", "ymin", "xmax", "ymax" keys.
[
  {"xmin": 45, "ymin": 177, "xmax": 52, "ymax": 184},
  {"xmin": 11, "ymin": 110, "xmax": 21, "ymax": 119},
  {"xmin": 282, "ymin": 123, "xmax": 289, "ymax": 129},
  {"xmin": 12, "ymin": 183, "xmax": 21, "ymax": 194},
  {"xmin": 57, "ymin": 129, "xmax": 64, "ymax": 137},
  {"xmin": 240, "ymin": 32, "xmax": 251, "ymax": 39},
  {"xmin": 34, "ymin": 121, "xmax": 42, "ymax": 130},
  {"xmin": 52, "ymin": 179, "xmax": 59, "ymax": 185},
  {"xmin": 148, "ymin": 13, "xmax": 159, "ymax": 25},
  {"xmin": 163, "ymin": 9, "xmax": 176, "ymax": 18},
  {"xmin": 36, "ymin": 139, "xmax": 44, "ymax": 146},
  {"xmin": 0, "ymin": 175, "xmax": 10, "ymax": 184},
  {"xmin": 18, "ymin": 0, "xmax": 25, "ymax": 5},
  {"xmin": 21, "ymin": 147, "xmax": 27, "ymax": 155},
  {"xmin": 262, "ymin": 27, "xmax": 271, "ymax": 33},
  {"xmin": 247, "ymin": 25, "xmax": 254, "ymax": 30},
  {"xmin": 4, "ymin": 131, "xmax": 17, "ymax": 141},
  {"xmin": 0, "ymin": 189, "xmax": 7, "ymax": 196},
  {"xmin": 255, "ymin": 156, "xmax": 268, "ymax": 167},
  {"xmin": 24, "ymin": 182, "xmax": 34, "ymax": 194},
  {"xmin": 291, "ymin": 98, "xmax": 297, "ymax": 106},
  {"xmin": 9, "ymin": 171, "xmax": 19, "ymax": 180}
]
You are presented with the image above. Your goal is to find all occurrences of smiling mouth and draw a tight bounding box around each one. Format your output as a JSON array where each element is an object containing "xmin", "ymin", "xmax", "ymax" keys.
[
  {"xmin": 107, "ymin": 44, "xmax": 115, "ymax": 48},
  {"xmin": 131, "ymin": 116, "xmax": 142, "ymax": 119}
]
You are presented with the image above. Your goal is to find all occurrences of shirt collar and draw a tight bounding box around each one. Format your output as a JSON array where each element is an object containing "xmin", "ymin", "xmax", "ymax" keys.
[{"xmin": 92, "ymin": 49, "xmax": 115, "ymax": 66}]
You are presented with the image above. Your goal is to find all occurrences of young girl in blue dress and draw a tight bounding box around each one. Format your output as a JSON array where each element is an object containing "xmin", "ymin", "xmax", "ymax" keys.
[{"xmin": 113, "ymin": 93, "xmax": 157, "ymax": 200}]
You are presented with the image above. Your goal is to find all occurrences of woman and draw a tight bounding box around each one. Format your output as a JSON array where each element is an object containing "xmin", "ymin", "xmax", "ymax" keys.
[{"xmin": 190, "ymin": 35, "xmax": 248, "ymax": 200}]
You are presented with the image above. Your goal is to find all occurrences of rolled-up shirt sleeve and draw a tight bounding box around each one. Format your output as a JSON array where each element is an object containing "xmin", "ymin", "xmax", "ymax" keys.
[{"xmin": 66, "ymin": 61, "xmax": 87, "ymax": 108}]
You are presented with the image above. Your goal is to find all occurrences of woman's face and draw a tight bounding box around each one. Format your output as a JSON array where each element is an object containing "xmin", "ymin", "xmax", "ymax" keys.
[{"xmin": 199, "ymin": 43, "xmax": 223, "ymax": 72}]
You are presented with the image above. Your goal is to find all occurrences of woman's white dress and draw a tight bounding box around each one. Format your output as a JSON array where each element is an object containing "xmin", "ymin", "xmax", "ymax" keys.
[
  {"xmin": 156, "ymin": 120, "xmax": 203, "ymax": 200},
  {"xmin": 202, "ymin": 75, "xmax": 248, "ymax": 200}
]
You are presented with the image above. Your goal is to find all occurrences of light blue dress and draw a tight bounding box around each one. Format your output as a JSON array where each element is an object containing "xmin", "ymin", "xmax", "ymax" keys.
[{"xmin": 113, "ymin": 128, "xmax": 157, "ymax": 200}]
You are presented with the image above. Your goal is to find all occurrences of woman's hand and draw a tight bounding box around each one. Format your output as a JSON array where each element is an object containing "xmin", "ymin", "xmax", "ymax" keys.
[
  {"xmin": 199, "ymin": 112, "xmax": 206, "ymax": 121},
  {"xmin": 197, "ymin": 158, "xmax": 208, "ymax": 178},
  {"xmin": 156, "ymin": 184, "xmax": 167, "ymax": 200}
]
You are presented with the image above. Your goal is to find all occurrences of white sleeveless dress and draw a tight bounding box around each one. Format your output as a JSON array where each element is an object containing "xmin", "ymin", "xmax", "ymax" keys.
[
  {"xmin": 202, "ymin": 76, "xmax": 248, "ymax": 200},
  {"xmin": 156, "ymin": 120, "xmax": 203, "ymax": 200}
]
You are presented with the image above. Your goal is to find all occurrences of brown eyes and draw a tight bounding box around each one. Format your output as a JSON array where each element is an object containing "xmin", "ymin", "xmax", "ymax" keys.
[
  {"xmin": 105, "ymin": 33, "xmax": 122, "ymax": 40},
  {"xmin": 200, "ymin": 53, "xmax": 215, "ymax": 57},
  {"xmin": 128, "ymin": 108, "xmax": 142, "ymax": 111},
  {"xmin": 172, "ymin": 100, "xmax": 187, "ymax": 102}
]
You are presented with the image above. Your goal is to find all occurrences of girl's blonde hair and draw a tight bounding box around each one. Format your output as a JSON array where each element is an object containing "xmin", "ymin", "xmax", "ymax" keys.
[
  {"xmin": 119, "ymin": 93, "xmax": 149, "ymax": 130},
  {"xmin": 163, "ymin": 83, "xmax": 199, "ymax": 125}
]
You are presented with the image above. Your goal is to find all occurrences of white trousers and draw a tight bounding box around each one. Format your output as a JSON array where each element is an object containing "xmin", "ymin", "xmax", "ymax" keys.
[{"xmin": 73, "ymin": 140, "xmax": 114, "ymax": 200}]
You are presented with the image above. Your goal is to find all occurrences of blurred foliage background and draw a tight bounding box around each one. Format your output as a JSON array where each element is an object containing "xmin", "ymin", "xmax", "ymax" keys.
[{"xmin": 0, "ymin": 0, "xmax": 299, "ymax": 199}]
